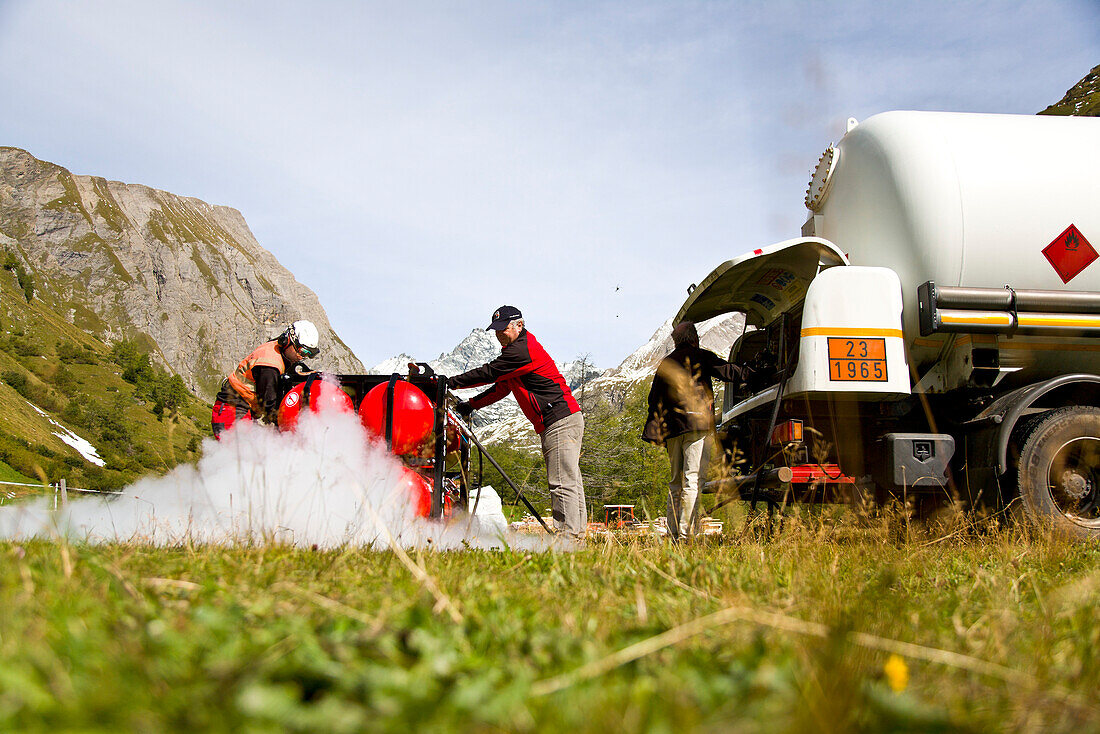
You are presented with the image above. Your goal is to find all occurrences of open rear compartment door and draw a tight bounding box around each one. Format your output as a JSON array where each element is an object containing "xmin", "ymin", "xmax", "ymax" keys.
[
  {"xmin": 676, "ymin": 237, "xmax": 852, "ymax": 504},
  {"xmin": 676, "ymin": 236, "xmax": 848, "ymax": 423},
  {"xmin": 676, "ymin": 237, "xmax": 847, "ymax": 328}
]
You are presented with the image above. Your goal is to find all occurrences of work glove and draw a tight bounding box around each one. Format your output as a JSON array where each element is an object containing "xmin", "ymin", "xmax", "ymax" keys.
[{"xmin": 455, "ymin": 401, "xmax": 474, "ymax": 420}]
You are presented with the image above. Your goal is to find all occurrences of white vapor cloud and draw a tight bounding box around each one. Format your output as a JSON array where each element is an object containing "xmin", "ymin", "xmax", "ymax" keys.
[{"xmin": 0, "ymin": 410, "xmax": 558, "ymax": 551}]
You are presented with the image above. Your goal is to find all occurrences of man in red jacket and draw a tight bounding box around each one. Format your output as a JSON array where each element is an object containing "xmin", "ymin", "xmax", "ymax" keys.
[{"xmin": 451, "ymin": 306, "xmax": 587, "ymax": 539}]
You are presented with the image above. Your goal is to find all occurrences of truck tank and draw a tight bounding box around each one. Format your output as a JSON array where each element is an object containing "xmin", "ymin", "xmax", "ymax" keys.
[{"xmin": 804, "ymin": 111, "xmax": 1100, "ymax": 377}]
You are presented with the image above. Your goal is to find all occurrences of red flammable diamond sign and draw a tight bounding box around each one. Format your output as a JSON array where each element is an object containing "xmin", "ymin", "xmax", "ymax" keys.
[{"xmin": 1042, "ymin": 224, "xmax": 1097, "ymax": 284}]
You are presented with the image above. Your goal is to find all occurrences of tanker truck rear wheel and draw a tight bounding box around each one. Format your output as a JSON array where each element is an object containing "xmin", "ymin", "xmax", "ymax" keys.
[{"xmin": 1016, "ymin": 406, "xmax": 1100, "ymax": 540}]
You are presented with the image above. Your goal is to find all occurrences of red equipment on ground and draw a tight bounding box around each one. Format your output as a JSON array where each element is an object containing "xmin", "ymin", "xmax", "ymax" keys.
[
  {"xmin": 268, "ymin": 369, "xmax": 542, "ymax": 531},
  {"xmin": 277, "ymin": 379, "xmax": 354, "ymax": 430},
  {"xmin": 359, "ymin": 380, "xmax": 435, "ymax": 455},
  {"xmin": 397, "ymin": 466, "xmax": 454, "ymax": 518},
  {"xmin": 398, "ymin": 466, "xmax": 433, "ymax": 517}
]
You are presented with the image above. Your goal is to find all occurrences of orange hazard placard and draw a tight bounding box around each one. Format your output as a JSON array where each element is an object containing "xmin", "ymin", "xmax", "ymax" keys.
[{"xmin": 827, "ymin": 337, "xmax": 887, "ymax": 381}]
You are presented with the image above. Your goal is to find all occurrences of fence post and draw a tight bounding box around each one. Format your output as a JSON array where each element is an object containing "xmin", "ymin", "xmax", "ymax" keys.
[{"xmin": 60, "ymin": 478, "xmax": 68, "ymax": 507}]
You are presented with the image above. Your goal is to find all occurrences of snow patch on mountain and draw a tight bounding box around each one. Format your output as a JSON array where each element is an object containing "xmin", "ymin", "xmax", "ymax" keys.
[
  {"xmin": 369, "ymin": 329, "xmax": 601, "ymax": 449},
  {"xmin": 368, "ymin": 313, "xmax": 744, "ymax": 449},
  {"xmin": 584, "ymin": 313, "xmax": 746, "ymax": 396},
  {"xmin": 26, "ymin": 401, "xmax": 105, "ymax": 467},
  {"xmin": 370, "ymin": 353, "xmax": 416, "ymax": 376}
]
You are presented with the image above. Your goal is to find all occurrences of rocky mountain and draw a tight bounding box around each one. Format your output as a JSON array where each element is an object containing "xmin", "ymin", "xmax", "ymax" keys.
[
  {"xmin": 1040, "ymin": 63, "xmax": 1100, "ymax": 117},
  {"xmin": 372, "ymin": 314, "xmax": 744, "ymax": 449},
  {"xmin": 583, "ymin": 313, "xmax": 746, "ymax": 396},
  {"xmin": 371, "ymin": 329, "xmax": 502, "ymax": 379},
  {"xmin": 0, "ymin": 147, "xmax": 364, "ymax": 399},
  {"xmin": 370, "ymin": 328, "xmax": 604, "ymax": 449}
]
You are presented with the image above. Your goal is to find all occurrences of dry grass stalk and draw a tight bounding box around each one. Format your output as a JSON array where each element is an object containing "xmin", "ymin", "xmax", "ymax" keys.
[
  {"xmin": 141, "ymin": 577, "xmax": 201, "ymax": 591},
  {"xmin": 633, "ymin": 582, "xmax": 649, "ymax": 625},
  {"xmin": 531, "ymin": 601, "xmax": 1038, "ymax": 698},
  {"xmin": 101, "ymin": 562, "xmax": 141, "ymax": 600},
  {"xmin": 59, "ymin": 540, "xmax": 72, "ymax": 579},
  {"xmin": 273, "ymin": 581, "xmax": 383, "ymax": 633},
  {"xmin": 360, "ymin": 496, "xmax": 463, "ymax": 624},
  {"xmin": 635, "ymin": 552, "xmax": 713, "ymax": 600}
]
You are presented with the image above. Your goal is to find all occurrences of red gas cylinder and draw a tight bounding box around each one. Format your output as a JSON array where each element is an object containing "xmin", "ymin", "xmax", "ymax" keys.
[
  {"xmin": 359, "ymin": 381, "xmax": 435, "ymax": 455},
  {"xmin": 278, "ymin": 379, "xmax": 354, "ymax": 430},
  {"xmin": 397, "ymin": 468, "xmax": 455, "ymax": 518},
  {"xmin": 398, "ymin": 466, "xmax": 433, "ymax": 518}
]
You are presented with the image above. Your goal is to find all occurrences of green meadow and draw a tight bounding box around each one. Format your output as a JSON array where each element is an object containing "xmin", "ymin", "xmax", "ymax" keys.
[{"xmin": 2, "ymin": 512, "xmax": 1098, "ymax": 733}]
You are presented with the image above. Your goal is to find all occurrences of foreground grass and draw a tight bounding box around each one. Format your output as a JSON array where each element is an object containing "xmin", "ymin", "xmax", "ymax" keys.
[{"xmin": 2, "ymin": 516, "xmax": 1099, "ymax": 732}]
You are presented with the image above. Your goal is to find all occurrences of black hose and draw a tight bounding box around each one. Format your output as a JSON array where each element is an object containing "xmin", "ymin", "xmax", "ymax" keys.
[{"xmin": 447, "ymin": 407, "xmax": 555, "ymax": 535}]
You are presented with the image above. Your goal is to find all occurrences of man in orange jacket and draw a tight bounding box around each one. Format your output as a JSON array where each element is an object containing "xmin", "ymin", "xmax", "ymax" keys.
[{"xmin": 210, "ymin": 320, "xmax": 320, "ymax": 437}]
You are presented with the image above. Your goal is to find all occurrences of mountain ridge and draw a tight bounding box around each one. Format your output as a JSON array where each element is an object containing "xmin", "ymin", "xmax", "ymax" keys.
[
  {"xmin": 0, "ymin": 146, "xmax": 364, "ymax": 400},
  {"xmin": 371, "ymin": 313, "xmax": 745, "ymax": 448}
]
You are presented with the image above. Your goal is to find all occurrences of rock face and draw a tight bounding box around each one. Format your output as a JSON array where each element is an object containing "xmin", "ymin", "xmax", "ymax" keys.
[{"xmin": 0, "ymin": 147, "xmax": 364, "ymax": 398}]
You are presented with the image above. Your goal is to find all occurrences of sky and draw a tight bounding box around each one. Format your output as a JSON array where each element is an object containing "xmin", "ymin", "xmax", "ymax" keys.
[{"xmin": 0, "ymin": 1, "xmax": 1097, "ymax": 369}]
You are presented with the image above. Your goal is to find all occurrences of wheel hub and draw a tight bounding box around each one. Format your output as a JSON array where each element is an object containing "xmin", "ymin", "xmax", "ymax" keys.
[
  {"xmin": 1046, "ymin": 434, "xmax": 1100, "ymax": 522},
  {"xmin": 1059, "ymin": 470, "xmax": 1090, "ymax": 500}
]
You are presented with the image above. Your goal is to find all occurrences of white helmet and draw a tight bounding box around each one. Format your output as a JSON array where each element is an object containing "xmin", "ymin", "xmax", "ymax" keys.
[{"xmin": 288, "ymin": 320, "xmax": 320, "ymax": 356}]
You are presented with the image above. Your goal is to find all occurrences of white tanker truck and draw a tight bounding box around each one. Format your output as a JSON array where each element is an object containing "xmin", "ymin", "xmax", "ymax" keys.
[{"xmin": 677, "ymin": 111, "xmax": 1100, "ymax": 538}]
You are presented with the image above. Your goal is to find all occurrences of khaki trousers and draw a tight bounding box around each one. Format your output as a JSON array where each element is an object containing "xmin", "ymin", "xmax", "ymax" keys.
[
  {"xmin": 666, "ymin": 430, "xmax": 709, "ymax": 541},
  {"xmin": 541, "ymin": 411, "xmax": 587, "ymax": 537}
]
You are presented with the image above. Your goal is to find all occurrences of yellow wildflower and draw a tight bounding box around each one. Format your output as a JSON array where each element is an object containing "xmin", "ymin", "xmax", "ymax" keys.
[{"xmin": 884, "ymin": 654, "xmax": 909, "ymax": 692}]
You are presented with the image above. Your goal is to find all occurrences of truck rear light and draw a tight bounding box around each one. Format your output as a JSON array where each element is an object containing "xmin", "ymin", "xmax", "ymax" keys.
[
  {"xmin": 788, "ymin": 464, "xmax": 854, "ymax": 484},
  {"xmin": 770, "ymin": 419, "xmax": 803, "ymax": 445}
]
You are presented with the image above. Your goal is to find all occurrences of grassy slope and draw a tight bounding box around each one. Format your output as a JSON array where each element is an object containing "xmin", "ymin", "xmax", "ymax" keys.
[
  {"xmin": 0, "ymin": 264, "xmax": 211, "ymax": 491},
  {"xmin": 1, "ymin": 517, "xmax": 1098, "ymax": 733},
  {"xmin": 0, "ymin": 462, "xmax": 34, "ymax": 483},
  {"xmin": 1039, "ymin": 64, "xmax": 1100, "ymax": 116}
]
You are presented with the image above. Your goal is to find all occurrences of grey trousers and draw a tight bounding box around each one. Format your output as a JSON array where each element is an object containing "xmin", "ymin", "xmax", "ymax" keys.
[
  {"xmin": 541, "ymin": 411, "xmax": 587, "ymax": 537},
  {"xmin": 666, "ymin": 430, "xmax": 709, "ymax": 541}
]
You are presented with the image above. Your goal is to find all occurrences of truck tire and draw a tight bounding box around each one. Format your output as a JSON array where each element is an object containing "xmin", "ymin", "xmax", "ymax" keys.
[{"xmin": 1016, "ymin": 406, "xmax": 1100, "ymax": 539}]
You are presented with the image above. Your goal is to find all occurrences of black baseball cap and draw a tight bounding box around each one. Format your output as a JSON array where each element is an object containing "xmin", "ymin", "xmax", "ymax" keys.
[{"xmin": 487, "ymin": 305, "xmax": 522, "ymax": 331}]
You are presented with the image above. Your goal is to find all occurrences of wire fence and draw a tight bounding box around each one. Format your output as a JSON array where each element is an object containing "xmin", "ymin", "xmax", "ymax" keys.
[{"xmin": 0, "ymin": 478, "xmax": 116, "ymax": 508}]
